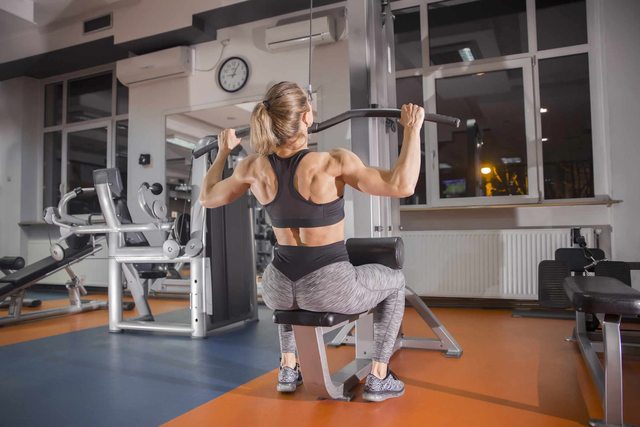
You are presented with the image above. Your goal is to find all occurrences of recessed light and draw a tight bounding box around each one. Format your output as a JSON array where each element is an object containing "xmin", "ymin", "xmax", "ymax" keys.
[
  {"xmin": 541, "ymin": 137, "xmax": 549, "ymax": 142},
  {"xmin": 540, "ymin": 107, "xmax": 548, "ymax": 113}
]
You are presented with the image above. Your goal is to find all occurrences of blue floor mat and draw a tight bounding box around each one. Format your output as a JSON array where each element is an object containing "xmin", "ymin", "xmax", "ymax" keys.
[{"xmin": 0, "ymin": 306, "xmax": 282, "ymax": 427}]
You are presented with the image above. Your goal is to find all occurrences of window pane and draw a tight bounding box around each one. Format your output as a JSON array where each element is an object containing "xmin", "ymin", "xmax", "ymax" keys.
[
  {"xmin": 67, "ymin": 73, "xmax": 112, "ymax": 123},
  {"xmin": 394, "ymin": 7, "xmax": 422, "ymax": 71},
  {"xmin": 116, "ymin": 120, "xmax": 128, "ymax": 194},
  {"xmin": 116, "ymin": 81, "xmax": 129, "ymax": 115},
  {"xmin": 536, "ymin": 0, "xmax": 587, "ymax": 51},
  {"xmin": 539, "ymin": 54, "xmax": 593, "ymax": 199},
  {"xmin": 43, "ymin": 131, "xmax": 62, "ymax": 208},
  {"xmin": 44, "ymin": 82, "xmax": 63, "ymax": 127},
  {"xmin": 396, "ymin": 76, "xmax": 426, "ymax": 205},
  {"xmin": 436, "ymin": 69, "xmax": 528, "ymax": 198},
  {"xmin": 428, "ymin": 0, "xmax": 527, "ymax": 65},
  {"xmin": 67, "ymin": 127, "xmax": 108, "ymax": 214}
]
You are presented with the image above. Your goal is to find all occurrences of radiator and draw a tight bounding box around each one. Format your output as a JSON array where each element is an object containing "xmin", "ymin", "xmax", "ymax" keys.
[{"xmin": 400, "ymin": 228, "xmax": 596, "ymax": 299}]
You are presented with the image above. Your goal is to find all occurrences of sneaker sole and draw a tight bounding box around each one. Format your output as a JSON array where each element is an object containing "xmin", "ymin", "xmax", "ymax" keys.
[
  {"xmin": 277, "ymin": 379, "xmax": 303, "ymax": 393},
  {"xmin": 362, "ymin": 388, "xmax": 405, "ymax": 402}
]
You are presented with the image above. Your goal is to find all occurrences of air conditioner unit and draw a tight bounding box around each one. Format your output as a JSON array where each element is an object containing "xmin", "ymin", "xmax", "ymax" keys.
[
  {"xmin": 266, "ymin": 16, "xmax": 336, "ymax": 51},
  {"xmin": 116, "ymin": 46, "xmax": 192, "ymax": 86}
]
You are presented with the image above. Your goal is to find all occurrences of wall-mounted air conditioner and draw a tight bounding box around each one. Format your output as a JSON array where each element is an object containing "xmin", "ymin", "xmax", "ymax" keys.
[
  {"xmin": 116, "ymin": 46, "xmax": 192, "ymax": 86},
  {"xmin": 266, "ymin": 16, "xmax": 336, "ymax": 51}
]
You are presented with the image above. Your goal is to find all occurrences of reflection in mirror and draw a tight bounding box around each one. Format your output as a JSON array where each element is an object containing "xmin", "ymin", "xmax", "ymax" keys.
[{"xmin": 165, "ymin": 97, "xmax": 318, "ymax": 274}]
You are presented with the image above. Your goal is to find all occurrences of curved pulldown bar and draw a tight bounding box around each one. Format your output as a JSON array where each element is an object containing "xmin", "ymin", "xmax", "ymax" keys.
[{"xmin": 192, "ymin": 108, "xmax": 461, "ymax": 159}]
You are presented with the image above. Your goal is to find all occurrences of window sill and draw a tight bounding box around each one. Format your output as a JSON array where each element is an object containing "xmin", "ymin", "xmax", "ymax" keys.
[{"xmin": 399, "ymin": 196, "xmax": 620, "ymax": 212}]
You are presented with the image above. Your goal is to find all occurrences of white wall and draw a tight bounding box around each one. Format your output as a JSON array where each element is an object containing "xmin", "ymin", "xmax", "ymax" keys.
[
  {"xmin": 0, "ymin": 77, "xmax": 38, "ymax": 258},
  {"xmin": 125, "ymin": 9, "xmax": 352, "ymax": 240},
  {"xmin": 598, "ymin": 0, "xmax": 640, "ymax": 287}
]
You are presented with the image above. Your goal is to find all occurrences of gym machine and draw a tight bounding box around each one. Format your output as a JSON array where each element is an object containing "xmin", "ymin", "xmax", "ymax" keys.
[{"xmin": 42, "ymin": 145, "xmax": 257, "ymax": 337}]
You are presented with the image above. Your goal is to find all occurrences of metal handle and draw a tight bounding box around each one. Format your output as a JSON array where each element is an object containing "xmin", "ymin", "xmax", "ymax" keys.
[{"xmin": 192, "ymin": 107, "xmax": 462, "ymax": 159}]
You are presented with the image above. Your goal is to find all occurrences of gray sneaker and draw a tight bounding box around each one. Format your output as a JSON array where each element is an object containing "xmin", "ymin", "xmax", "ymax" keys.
[
  {"xmin": 362, "ymin": 370, "xmax": 405, "ymax": 402},
  {"xmin": 277, "ymin": 364, "xmax": 303, "ymax": 393}
]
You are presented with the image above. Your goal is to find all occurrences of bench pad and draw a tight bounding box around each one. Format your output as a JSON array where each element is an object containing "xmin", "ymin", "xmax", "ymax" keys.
[
  {"xmin": 0, "ymin": 245, "xmax": 97, "ymax": 297},
  {"xmin": 273, "ymin": 310, "xmax": 365, "ymax": 327},
  {"xmin": 563, "ymin": 276, "xmax": 640, "ymax": 316},
  {"xmin": 0, "ymin": 256, "xmax": 25, "ymax": 271}
]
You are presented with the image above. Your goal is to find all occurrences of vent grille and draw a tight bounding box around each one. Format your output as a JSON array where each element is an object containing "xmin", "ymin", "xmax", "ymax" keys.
[{"xmin": 84, "ymin": 14, "xmax": 112, "ymax": 34}]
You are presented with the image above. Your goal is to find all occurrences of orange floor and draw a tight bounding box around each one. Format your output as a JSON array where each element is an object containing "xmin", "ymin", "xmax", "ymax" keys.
[
  {"xmin": 164, "ymin": 308, "xmax": 640, "ymax": 427},
  {"xmin": 0, "ymin": 293, "xmax": 188, "ymax": 346}
]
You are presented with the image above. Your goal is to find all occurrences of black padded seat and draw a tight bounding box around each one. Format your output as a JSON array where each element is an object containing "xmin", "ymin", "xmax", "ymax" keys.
[
  {"xmin": 563, "ymin": 276, "xmax": 640, "ymax": 316},
  {"xmin": 0, "ymin": 245, "xmax": 96, "ymax": 297},
  {"xmin": 273, "ymin": 310, "xmax": 365, "ymax": 327},
  {"xmin": 138, "ymin": 270, "xmax": 168, "ymax": 279},
  {"xmin": 0, "ymin": 256, "xmax": 25, "ymax": 270}
]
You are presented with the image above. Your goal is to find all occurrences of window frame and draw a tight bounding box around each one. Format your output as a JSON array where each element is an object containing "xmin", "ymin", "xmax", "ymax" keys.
[
  {"xmin": 425, "ymin": 58, "xmax": 540, "ymax": 207},
  {"xmin": 391, "ymin": 0, "xmax": 605, "ymax": 209},
  {"xmin": 39, "ymin": 64, "xmax": 128, "ymax": 214}
]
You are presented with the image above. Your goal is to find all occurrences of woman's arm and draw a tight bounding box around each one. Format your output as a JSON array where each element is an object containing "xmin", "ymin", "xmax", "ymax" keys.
[
  {"xmin": 199, "ymin": 129, "xmax": 253, "ymax": 209},
  {"xmin": 335, "ymin": 103, "xmax": 425, "ymax": 198}
]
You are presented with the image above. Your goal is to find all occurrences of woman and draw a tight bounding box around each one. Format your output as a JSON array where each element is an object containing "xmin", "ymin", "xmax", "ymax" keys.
[{"xmin": 200, "ymin": 81, "xmax": 424, "ymax": 402}]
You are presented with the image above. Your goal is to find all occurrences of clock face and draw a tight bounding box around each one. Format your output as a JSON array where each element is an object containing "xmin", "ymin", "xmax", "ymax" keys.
[{"xmin": 218, "ymin": 57, "xmax": 249, "ymax": 93}]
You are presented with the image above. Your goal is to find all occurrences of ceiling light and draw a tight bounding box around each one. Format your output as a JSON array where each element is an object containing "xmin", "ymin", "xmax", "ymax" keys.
[
  {"xmin": 541, "ymin": 137, "xmax": 549, "ymax": 142},
  {"xmin": 540, "ymin": 107, "xmax": 548, "ymax": 113},
  {"xmin": 439, "ymin": 163, "xmax": 452, "ymax": 169},
  {"xmin": 480, "ymin": 167, "xmax": 492, "ymax": 175},
  {"xmin": 501, "ymin": 157, "xmax": 522, "ymax": 164},
  {"xmin": 458, "ymin": 47, "xmax": 475, "ymax": 62},
  {"xmin": 166, "ymin": 136, "xmax": 196, "ymax": 149}
]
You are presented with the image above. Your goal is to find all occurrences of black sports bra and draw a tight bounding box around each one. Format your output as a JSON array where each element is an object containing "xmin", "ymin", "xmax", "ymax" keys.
[{"xmin": 264, "ymin": 149, "xmax": 345, "ymax": 228}]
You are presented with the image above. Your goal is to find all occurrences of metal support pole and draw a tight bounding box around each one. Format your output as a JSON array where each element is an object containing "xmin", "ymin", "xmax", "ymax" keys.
[
  {"xmin": 108, "ymin": 232, "xmax": 123, "ymax": 333},
  {"xmin": 348, "ymin": 0, "xmax": 396, "ymax": 237}
]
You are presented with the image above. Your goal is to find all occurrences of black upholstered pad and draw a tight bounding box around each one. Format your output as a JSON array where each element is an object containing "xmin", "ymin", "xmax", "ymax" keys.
[
  {"xmin": 346, "ymin": 237, "xmax": 404, "ymax": 269},
  {"xmin": 272, "ymin": 310, "xmax": 365, "ymax": 327},
  {"xmin": 0, "ymin": 245, "xmax": 97, "ymax": 297},
  {"xmin": 138, "ymin": 270, "xmax": 168, "ymax": 279},
  {"xmin": 563, "ymin": 276, "xmax": 640, "ymax": 316},
  {"xmin": 0, "ymin": 256, "xmax": 25, "ymax": 270}
]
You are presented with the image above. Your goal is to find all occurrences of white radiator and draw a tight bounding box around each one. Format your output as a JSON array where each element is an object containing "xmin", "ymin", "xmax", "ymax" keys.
[{"xmin": 400, "ymin": 228, "xmax": 596, "ymax": 299}]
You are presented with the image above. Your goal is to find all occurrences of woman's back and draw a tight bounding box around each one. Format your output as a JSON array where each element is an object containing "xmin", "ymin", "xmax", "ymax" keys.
[{"xmin": 245, "ymin": 149, "xmax": 346, "ymax": 247}]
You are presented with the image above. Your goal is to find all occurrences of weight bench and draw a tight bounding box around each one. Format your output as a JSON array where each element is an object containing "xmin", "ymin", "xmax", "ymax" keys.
[
  {"xmin": 0, "ymin": 245, "xmax": 107, "ymax": 326},
  {"xmin": 1, "ymin": 256, "xmax": 41, "ymax": 309},
  {"xmin": 564, "ymin": 275, "xmax": 640, "ymax": 427},
  {"xmin": 273, "ymin": 237, "xmax": 462, "ymax": 400}
]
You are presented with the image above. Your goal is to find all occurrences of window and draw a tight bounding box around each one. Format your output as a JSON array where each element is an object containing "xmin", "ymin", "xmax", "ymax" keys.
[
  {"xmin": 67, "ymin": 127, "xmax": 108, "ymax": 214},
  {"xmin": 427, "ymin": 0, "xmax": 528, "ymax": 65},
  {"xmin": 396, "ymin": 76, "xmax": 426, "ymax": 204},
  {"xmin": 67, "ymin": 73, "xmax": 112, "ymax": 123},
  {"xmin": 394, "ymin": 7, "xmax": 422, "ymax": 71},
  {"xmin": 115, "ymin": 120, "xmax": 129, "ymax": 193},
  {"xmin": 44, "ymin": 83, "xmax": 63, "ymax": 127},
  {"xmin": 536, "ymin": 0, "xmax": 587, "ymax": 51},
  {"xmin": 43, "ymin": 131, "xmax": 62, "ymax": 208},
  {"xmin": 392, "ymin": 0, "xmax": 593, "ymax": 207},
  {"xmin": 435, "ymin": 68, "xmax": 529, "ymax": 198},
  {"xmin": 539, "ymin": 54, "xmax": 593, "ymax": 199},
  {"xmin": 41, "ymin": 67, "xmax": 129, "ymax": 214}
]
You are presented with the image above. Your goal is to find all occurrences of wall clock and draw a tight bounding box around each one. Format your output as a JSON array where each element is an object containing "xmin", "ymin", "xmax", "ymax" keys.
[{"xmin": 217, "ymin": 56, "xmax": 249, "ymax": 93}]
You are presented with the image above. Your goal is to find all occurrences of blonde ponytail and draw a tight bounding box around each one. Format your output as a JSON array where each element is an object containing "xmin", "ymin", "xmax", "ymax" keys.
[{"xmin": 250, "ymin": 81, "xmax": 310, "ymax": 156}]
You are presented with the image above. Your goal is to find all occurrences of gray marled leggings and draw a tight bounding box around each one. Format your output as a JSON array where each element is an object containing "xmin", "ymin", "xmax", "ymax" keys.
[{"xmin": 262, "ymin": 261, "xmax": 406, "ymax": 364}]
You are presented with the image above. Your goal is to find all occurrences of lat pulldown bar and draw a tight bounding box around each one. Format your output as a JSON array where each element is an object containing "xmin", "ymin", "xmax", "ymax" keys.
[{"xmin": 192, "ymin": 108, "xmax": 461, "ymax": 159}]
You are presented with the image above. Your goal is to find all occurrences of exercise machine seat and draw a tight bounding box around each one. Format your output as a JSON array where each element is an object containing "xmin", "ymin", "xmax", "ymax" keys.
[
  {"xmin": 563, "ymin": 276, "xmax": 640, "ymax": 316},
  {"xmin": 272, "ymin": 237, "xmax": 403, "ymax": 327},
  {"xmin": 0, "ymin": 256, "xmax": 25, "ymax": 270},
  {"xmin": 0, "ymin": 245, "xmax": 96, "ymax": 297},
  {"xmin": 273, "ymin": 310, "xmax": 365, "ymax": 327}
]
